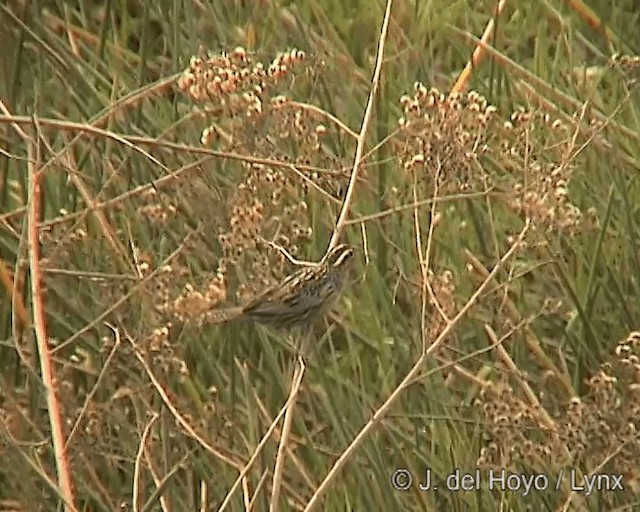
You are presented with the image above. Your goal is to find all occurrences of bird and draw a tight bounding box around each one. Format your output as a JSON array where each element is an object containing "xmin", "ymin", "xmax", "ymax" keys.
[{"xmin": 207, "ymin": 243, "xmax": 355, "ymax": 334}]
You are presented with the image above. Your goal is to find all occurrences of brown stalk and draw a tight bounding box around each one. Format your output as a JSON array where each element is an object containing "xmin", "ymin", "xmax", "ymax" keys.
[
  {"xmin": 451, "ymin": 0, "xmax": 508, "ymax": 94},
  {"xmin": 268, "ymin": 357, "xmax": 306, "ymax": 512},
  {"xmin": 0, "ymin": 100, "xmax": 78, "ymax": 511}
]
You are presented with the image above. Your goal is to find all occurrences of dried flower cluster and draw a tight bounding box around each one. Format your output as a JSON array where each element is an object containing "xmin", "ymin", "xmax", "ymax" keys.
[
  {"xmin": 425, "ymin": 269, "xmax": 461, "ymax": 378},
  {"xmin": 609, "ymin": 53, "xmax": 640, "ymax": 75},
  {"xmin": 177, "ymin": 47, "xmax": 350, "ymax": 195},
  {"xmin": 395, "ymin": 84, "xmax": 595, "ymax": 236},
  {"xmin": 477, "ymin": 331, "xmax": 640, "ymax": 489},
  {"xmin": 403, "ymin": 268, "xmax": 457, "ymax": 339},
  {"xmin": 397, "ymin": 84, "xmax": 497, "ymax": 191},
  {"xmin": 178, "ymin": 46, "xmax": 305, "ymax": 106},
  {"xmin": 427, "ymin": 269, "xmax": 456, "ymax": 336},
  {"xmin": 177, "ymin": 47, "xmax": 307, "ymax": 146},
  {"xmin": 137, "ymin": 188, "xmax": 178, "ymax": 225},
  {"xmin": 501, "ymin": 108, "xmax": 596, "ymax": 236},
  {"xmin": 157, "ymin": 263, "xmax": 228, "ymax": 324}
]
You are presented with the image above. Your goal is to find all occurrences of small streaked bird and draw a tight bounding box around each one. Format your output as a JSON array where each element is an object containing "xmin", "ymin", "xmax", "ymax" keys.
[{"xmin": 207, "ymin": 244, "xmax": 355, "ymax": 334}]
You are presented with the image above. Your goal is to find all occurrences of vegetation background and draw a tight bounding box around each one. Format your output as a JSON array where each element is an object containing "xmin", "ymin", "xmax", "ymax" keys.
[{"xmin": 1, "ymin": 0, "xmax": 640, "ymax": 510}]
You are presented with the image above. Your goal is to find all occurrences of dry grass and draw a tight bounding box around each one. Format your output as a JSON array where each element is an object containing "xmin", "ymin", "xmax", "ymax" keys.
[{"xmin": 1, "ymin": 1, "xmax": 640, "ymax": 511}]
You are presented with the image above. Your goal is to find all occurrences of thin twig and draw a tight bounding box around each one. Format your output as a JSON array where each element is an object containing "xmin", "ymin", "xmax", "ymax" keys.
[
  {"xmin": 327, "ymin": 0, "xmax": 394, "ymax": 251},
  {"xmin": 65, "ymin": 328, "xmax": 121, "ymax": 448},
  {"xmin": 269, "ymin": 357, "xmax": 306, "ymax": 512},
  {"xmin": 133, "ymin": 413, "xmax": 159, "ymax": 512},
  {"xmin": 343, "ymin": 189, "xmax": 491, "ymax": 226},
  {"xmin": 141, "ymin": 444, "xmax": 173, "ymax": 512},
  {"xmin": 200, "ymin": 480, "xmax": 208, "ymax": 512},
  {"xmin": 246, "ymin": 470, "xmax": 270, "ymax": 511},
  {"xmin": 0, "ymin": 114, "xmax": 348, "ymax": 180},
  {"xmin": 288, "ymin": 101, "xmax": 359, "ymax": 139},
  {"xmin": 264, "ymin": 240, "xmax": 316, "ymax": 267},
  {"xmin": 415, "ymin": 161, "xmax": 441, "ymax": 354}
]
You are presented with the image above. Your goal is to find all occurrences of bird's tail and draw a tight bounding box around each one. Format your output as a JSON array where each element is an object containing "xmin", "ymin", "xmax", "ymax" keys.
[{"xmin": 205, "ymin": 306, "xmax": 243, "ymax": 324}]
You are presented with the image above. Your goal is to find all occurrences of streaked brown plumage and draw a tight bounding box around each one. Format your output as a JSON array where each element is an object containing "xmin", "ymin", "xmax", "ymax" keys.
[{"xmin": 207, "ymin": 244, "xmax": 354, "ymax": 331}]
